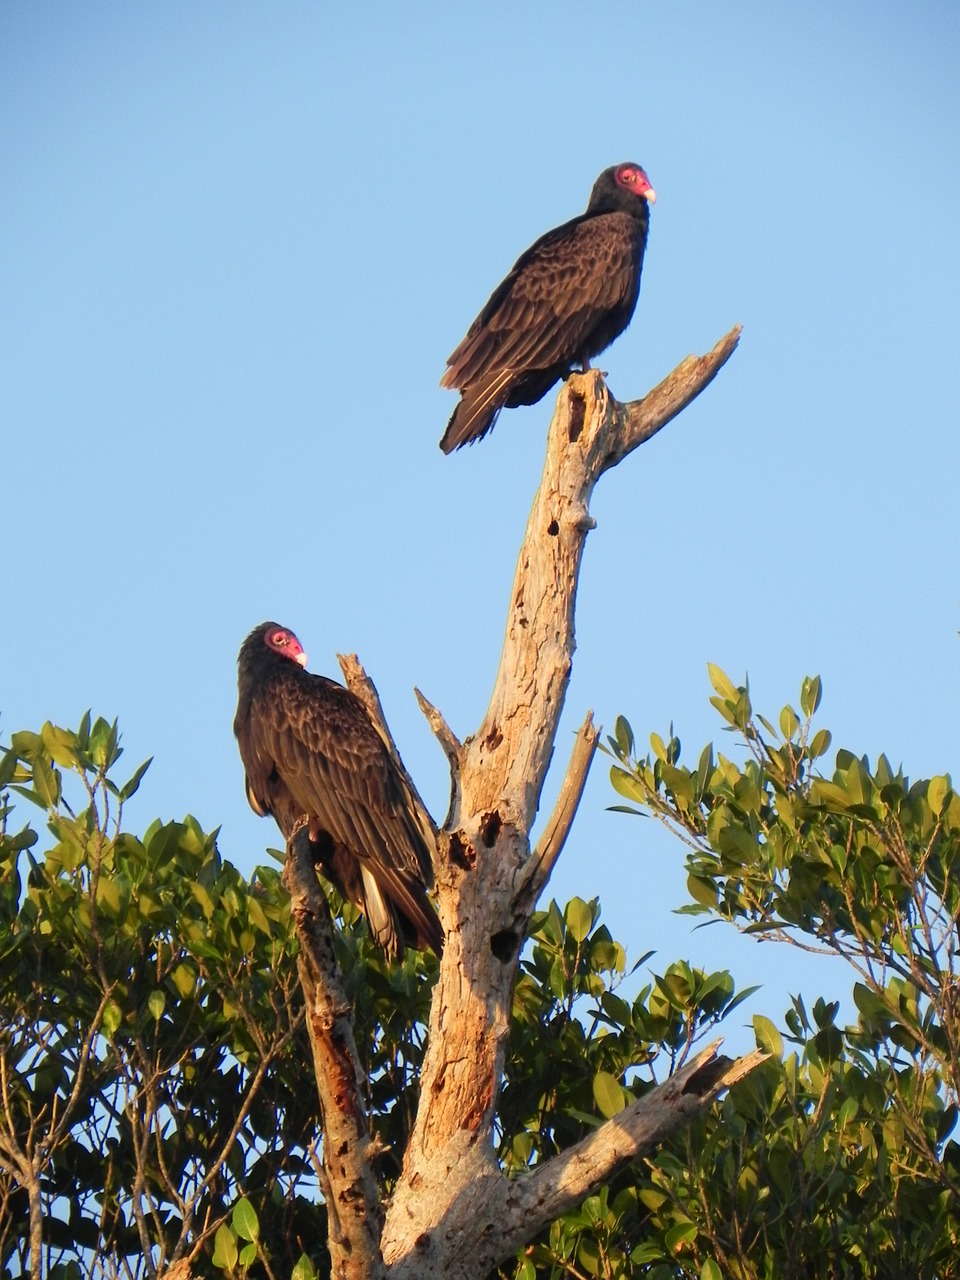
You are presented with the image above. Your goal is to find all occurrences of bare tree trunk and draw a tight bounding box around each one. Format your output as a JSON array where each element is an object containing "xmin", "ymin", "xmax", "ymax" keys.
[{"xmin": 291, "ymin": 328, "xmax": 753, "ymax": 1280}]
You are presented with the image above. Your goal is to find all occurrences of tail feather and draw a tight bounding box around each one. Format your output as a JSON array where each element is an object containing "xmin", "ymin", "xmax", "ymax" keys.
[
  {"xmin": 360, "ymin": 865, "xmax": 444, "ymax": 958},
  {"xmin": 440, "ymin": 369, "xmax": 515, "ymax": 453}
]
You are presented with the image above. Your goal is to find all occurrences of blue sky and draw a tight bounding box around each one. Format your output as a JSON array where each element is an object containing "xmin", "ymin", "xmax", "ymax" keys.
[{"xmin": 3, "ymin": 3, "xmax": 959, "ymax": 1049}]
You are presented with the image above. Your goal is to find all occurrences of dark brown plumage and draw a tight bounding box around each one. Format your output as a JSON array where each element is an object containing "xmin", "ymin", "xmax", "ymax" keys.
[
  {"xmin": 234, "ymin": 622, "xmax": 442, "ymax": 958},
  {"xmin": 440, "ymin": 162, "xmax": 655, "ymax": 453}
]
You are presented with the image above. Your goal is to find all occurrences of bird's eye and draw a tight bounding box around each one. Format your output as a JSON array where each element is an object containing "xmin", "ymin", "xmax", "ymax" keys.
[{"xmin": 273, "ymin": 632, "xmax": 287, "ymax": 646}]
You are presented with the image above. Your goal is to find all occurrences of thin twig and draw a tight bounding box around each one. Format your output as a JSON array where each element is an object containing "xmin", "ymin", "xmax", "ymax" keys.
[
  {"xmin": 514, "ymin": 714, "xmax": 599, "ymax": 911},
  {"xmin": 605, "ymin": 324, "xmax": 742, "ymax": 466},
  {"xmin": 338, "ymin": 654, "xmax": 439, "ymax": 853}
]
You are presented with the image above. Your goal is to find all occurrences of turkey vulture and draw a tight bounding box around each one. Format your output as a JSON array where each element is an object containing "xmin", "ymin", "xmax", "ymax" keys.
[
  {"xmin": 440, "ymin": 162, "xmax": 655, "ymax": 453},
  {"xmin": 234, "ymin": 622, "xmax": 442, "ymax": 957}
]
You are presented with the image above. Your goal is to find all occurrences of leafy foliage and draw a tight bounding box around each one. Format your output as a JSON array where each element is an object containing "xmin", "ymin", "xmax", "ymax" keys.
[
  {"xmin": 5, "ymin": 679, "xmax": 960, "ymax": 1279},
  {"xmin": 598, "ymin": 670, "xmax": 960, "ymax": 1277},
  {"xmin": 502, "ymin": 895, "xmax": 746, "ymax": 1176},
  {"xmin": 0, "ymin": 716, "xmax": 427, "ymax": 1279},
  {"xmin": 0, "ymin": 716, "xmax": 747, "ymax": 1280}
]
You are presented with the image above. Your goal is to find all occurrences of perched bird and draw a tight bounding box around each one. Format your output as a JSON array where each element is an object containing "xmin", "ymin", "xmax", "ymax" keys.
[
  {"xmin": 440, "ymin": 162, "xmax": 656, "ymax": 453},
  {"xmin": 234, "ymin": 622, "xmax": 442, "ymax": 958}
]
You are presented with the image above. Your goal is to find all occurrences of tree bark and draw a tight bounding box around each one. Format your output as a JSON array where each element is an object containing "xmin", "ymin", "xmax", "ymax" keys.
[
  {"xmin": 298, "ymin": 327, "xmax": 748, "ymax": 1279},
  {"xmin": 284, "ymin": 831, "xmax": 386, "ymax": 1280}
]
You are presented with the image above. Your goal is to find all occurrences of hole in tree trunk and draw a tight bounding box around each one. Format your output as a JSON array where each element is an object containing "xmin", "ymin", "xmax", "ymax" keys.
[
  {"xmin": 448, "ymin": 832, "xmax": 476, "ymax": 869},
  {"xmin": 568, "ymin": 390, "xmax": 586, "ymax": 442},
  {"xmin": 480, "ymin": 810, "xmax": 502, "ymax": 847},
  {"xmin": 490, "ymin": 929, "xmax": 519, "ymax": 963}
]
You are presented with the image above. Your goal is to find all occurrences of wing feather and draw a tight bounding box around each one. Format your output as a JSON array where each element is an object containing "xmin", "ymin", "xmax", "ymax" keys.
[
  {"xmin": 277, "ymin": 679, "xmax": 430, "ymax": 868},
  {"xmin": 442, "ymin": 212, "xmax": 641, "ymax": 389},
  {"xmin": 237, "ymin": 652, "xmax": 442, "ymax": 955}
]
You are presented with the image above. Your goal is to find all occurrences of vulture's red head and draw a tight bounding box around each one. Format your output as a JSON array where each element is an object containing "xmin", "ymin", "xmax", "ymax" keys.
[
  {"xmin": 587, "ymin": 162, "xmax": 656, "ymax": 217},
  {"xmin": 260, "ymin": 623, "xmax": 308, "ymax": 667},
  {"xmin": 614, "ymin": 162, "xmax": 655, "ymax": 204},
  {"xmin": 239, "ymin": 622, "xmax": 309, "ymax": 678}
]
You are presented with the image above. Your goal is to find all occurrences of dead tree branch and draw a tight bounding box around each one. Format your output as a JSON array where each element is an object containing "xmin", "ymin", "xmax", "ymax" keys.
[
  {"xmin": 377, "ymin": 329, "xmax": 751, "ymax": 1277},
  {"xmin": 283, "ymin": 830, "xmax": 385, "ymax": 1280},
  {"xmin": 286, "ymin": 329, "xmax": 746, "ymax": 1280},
  {"xmin": 514, "ymin": 712, "xmax": 599, "ymax": 913},
  {"xmin": 386, "ymin": 1042, "xmax": 767, "ymax": 1280},
  {"xmin": 498, "ymin": 1042, "xmax": 766, "ymax": 1248},
  {"xmin": 607, "ymin": 323, "xmax": 742, "ymax": 465}
]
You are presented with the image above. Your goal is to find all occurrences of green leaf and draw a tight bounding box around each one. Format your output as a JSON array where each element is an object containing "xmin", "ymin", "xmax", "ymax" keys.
[
  {"xmin": 88, "ymin": 717, "xmax": 121, "ymax": 768},
  {"xmin": 717, "ymin": 824, "xmax": 757, "ymax": 865},
  {"xmin": 119, "ymin": 758, "xmax": 153, "ymax": 802},
  {"xmin": 593, "ymin": 1070, "xmax": 624, "ymax": 1118},
  {"xmin": 41, "ymin": 722, "xmax": 79, "ymax": 768},
  {"xmin": 664, "ymin": 1220, "xmax": 698, "ymax": 1253},
  {"xmin": 613, "ymin": 715, "xmax": 634, "ymax": 757},
  {"xmin": 695, "ymin": 742, "xmax": 714, "ymax": 796},
  {"xmin": 936, "ymin": 1104, "xmax": 957, "ymax": 1144},
  {"xmin": 31, "ymin": 755, "xmax": 61, "ymax": 808},
  {"xmin": 212, "ymin": 1223, "xmax": 238, "ymax": 1270},
  {"xmin": 239, "ymin": 1242, "xmax": 257, "ymax": 1268},
  {"xmin": 233, "ymin": 1197, "xmax": 259, "ymax": 1242},
  {"xmin": 291, "ymin": 1255, "xmax": 317, "ymax": 1280},
  {"xmin": 147, "ymin": 990, "xmax": 166, "ymax": 1021},
  {"xmin": 565, "ymin": 896, "xmax": 594, "ymax": 943},
  {"xmin": 800, "ymin": 674, "xmax": 823, "ymax": 718},
  {"xmin": 928, "ymin": 775, "xmax": 949, "ymax": 817},
  {"xmin": 101, "ymin": 999, "xmax": 123, "ymax": 1040},
  {"xmin": 707, "ymin": 663, "xmax": 738, "ymax": 702},
  {"xmin": 10, "ymin": 730, "xmax": 41, "ymax": 756},
  {"xmin": 246, "ymin": 894, "xmax": 272, "ymax": 935},
  {"xmin": 837, "ymin": 1096, "xmax": 858, "ymax": 1128},
  {"xmin": 0, "ymin": 748, "xmax": 17, "ymax": 788},
  {"xmin": 170, "ymin": 963, "xmax": 197, "ymax": 998},
  {"xmin": 701, "ymin": 1260, "xmax": 723, "ymax": 1280},
  {"xmin": 779, "ymin": 705, "xmax": 800, "ymax": 740},
  {"xmin": 686, "ymin": 874, "xmax": 717, "ymax": 909},
  {"xmin": 753, "ymin": 1014, "xmax": 783, "ymax": 1058},
  {"xmin": 600, "ymin": 991, "xmax": 631, "ymax": 1025},
  {"xmin": 190, "ymin": 880, "xmax": 216, "ymax": 919},
  {"xmin": 722, "ymin": 985, "xmax": 761, "ymax": 1017},
  {"xmin": 577, "ymin": 1236, "xmax": 601, "ymax": 1275},
  {"xmin": 609, "ymin": 768, "xmax": 646, "ymax": 804},
  {"xmin": 853, "ymin": 982, "xmax": 882, "ymax": 1016},
  {"xmin": 631, "ymin": 1241, "xmax": 666, "ymax": 1264}
]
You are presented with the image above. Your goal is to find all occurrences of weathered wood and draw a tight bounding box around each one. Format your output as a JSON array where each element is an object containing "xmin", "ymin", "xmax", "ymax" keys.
[
  {"xmin": 294, "ymin": 330, "xmax": 748, "ymax": 1280},
  {"xmin": 385, "ymin": 1043, "xmax": 768, "ymax": 1280},
  {"xmin": 381, "ymin": 330, "xmax": 748, "ymax": 1273},
  {"xmin": 516, "ymin": 711, "xmax": 600, "ymax": 912},
  {"xmin": 283, "ymin": 831, "xmax": 386, "ymax": 1280}
]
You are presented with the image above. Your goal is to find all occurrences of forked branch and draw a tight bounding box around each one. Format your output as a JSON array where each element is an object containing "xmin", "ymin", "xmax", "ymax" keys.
[
  {"xmin": 381, "ymin": 329, "xmax": 754, "ymax": 1280},
  {"xmin": 607, "ymin": 323, "xmax": 741, "ymax": 465},
  {"xmin": 387, "ymin": 1041, "xmax": 767, "ymax": 1280}
]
